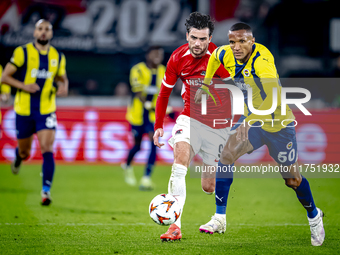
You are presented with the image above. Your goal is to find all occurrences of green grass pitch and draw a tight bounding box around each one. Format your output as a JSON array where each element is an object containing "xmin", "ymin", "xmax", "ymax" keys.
[{"xmin": 0, "ymin": 163, "xmax": 339, "ymax": 254}]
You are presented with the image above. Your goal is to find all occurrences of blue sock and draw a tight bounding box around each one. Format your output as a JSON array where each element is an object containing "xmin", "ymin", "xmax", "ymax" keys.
[
  {"xmin": 42, "ymin": 152, "xmax": 55, "ymax": 192},
  {"xmin": 14, "ymin": 147, "xmax": 23, "ymax": 167},
  {"xmin": 295, "ymin": 176, "xmax": 317, "ymax": 218},
  {"xmin": 215, "ymin": 161, "xmax": 234, "ymax": 214},
  {"xmin": 126, "ymin": 144, "xmax": 141, "ymax": 166},
  {"xmin": 145, "ymin": 142, "xmax": 156, "ymax": 176}
]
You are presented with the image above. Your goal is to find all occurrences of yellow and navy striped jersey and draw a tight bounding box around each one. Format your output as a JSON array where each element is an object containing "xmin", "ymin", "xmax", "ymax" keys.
[
  {"xmin": 0, "ymin": 65, "xmax": 11, "ymax": 94},
  {"xmin": 204, "ymin": 43, "xmax": 294, "ymax": 132},
  {"xmin": 10, "ymin": 42, "xmax": 66, "ymax": 116},
  {"xmin": 126, "ymin": 62, "xmax": 165, "ymax": 126},
  {"xmin": 0, "ymin": 64, "xmax": 11, "ymax": 123}
]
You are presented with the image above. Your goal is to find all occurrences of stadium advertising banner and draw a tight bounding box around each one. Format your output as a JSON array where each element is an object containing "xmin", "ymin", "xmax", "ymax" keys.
[{"xmin": 0, "ymin": 107, "xmax": 338, "ymax": 164}]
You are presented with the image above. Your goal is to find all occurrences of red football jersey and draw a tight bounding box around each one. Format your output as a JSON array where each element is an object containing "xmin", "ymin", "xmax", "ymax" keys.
[{"xmin": 155, "ymin": 43, "xmax": 232, "ymax": 130}]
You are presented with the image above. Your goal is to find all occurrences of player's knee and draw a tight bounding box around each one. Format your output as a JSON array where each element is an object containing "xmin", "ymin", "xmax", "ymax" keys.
[
  {"xmin": 40, "ymin": 144, "xmax": 53, "ymax": 154},
  {"xmin": 220, "ymin": 149, "xmax": 235, "ymax": 165},
  {"xmin": 285, "ymin": 177, "xmax": 302, "ymax": 189}
]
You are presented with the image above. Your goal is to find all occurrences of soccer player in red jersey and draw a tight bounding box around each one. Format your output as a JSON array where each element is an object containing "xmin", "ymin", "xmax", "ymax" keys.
[{"xmin": 153, "ymin": 12, "xmax": 235, "ymax": 241}]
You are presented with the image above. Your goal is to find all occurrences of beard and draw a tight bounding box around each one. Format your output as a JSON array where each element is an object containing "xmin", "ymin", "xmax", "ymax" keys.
[
  {"xmin": 189, "ymin": 45, "xmax": 207, "ymax": 57},
  {"xmin": 37, "ymin": 39, "xmax": 49, "ymax": 46}
]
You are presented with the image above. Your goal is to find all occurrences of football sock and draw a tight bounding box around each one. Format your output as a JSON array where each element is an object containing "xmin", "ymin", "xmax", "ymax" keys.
[
  {"xmin": 42, "ymin": 152, "xmax": 55, "ymax": 193},
  {"xmin": 168, "ymin": 163, "xmax": 187, "ymax": 229},
  {"xmin": 145, "ymin": 142, "xmax": 156, "ymax": 176},
  {"xmin": 215, "ymin": 161, "xmax": 234, "ymax": 215},
  {"xmin": 14, "ymin": 147, "xmax": 22, "ymax": 167},
  {"xmin": 295, "ymin": 176, "xmax": 317, "ymax": 218},
  {"xmin": 126, "ymin": 144, "xmax": 141, "ymax": 166}
]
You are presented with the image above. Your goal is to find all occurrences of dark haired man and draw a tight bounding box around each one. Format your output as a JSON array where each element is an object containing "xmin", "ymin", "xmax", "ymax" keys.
[
  {"xmin": 122, "ymin": 46, "xmax": 165, "ymax": 190},
  {"xmin": 154, "ymin": 12, "xmax": 234, "ymax": 241},
  {"xmin": 1, "ymin": 19, "xmax": 68, "ymax": 206},
  {"xmin": 196, "ymin": 22, "xmax": 324, "ymax": 246}
]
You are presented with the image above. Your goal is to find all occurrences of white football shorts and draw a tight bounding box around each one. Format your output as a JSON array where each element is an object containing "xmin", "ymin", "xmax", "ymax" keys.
[{"xmin": 168, "ymin": 115, "xmax": 230, "ymax": 166}]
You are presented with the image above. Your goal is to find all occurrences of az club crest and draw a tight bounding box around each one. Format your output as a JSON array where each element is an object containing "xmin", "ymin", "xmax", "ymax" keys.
[
  {"xmin": 175, "ymin": 129, "xmax": 183, "ymax": 135},
  {"xmin": 201, "ymin": 71, "xmax": 206, "ymax": 76}
]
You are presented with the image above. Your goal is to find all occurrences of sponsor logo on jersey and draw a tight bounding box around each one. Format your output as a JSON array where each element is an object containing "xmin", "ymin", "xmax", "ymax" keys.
[
  {"xmin": 31, "ymin": 68, "xmax": 52, "ymax": 79},
  {"xmin": 286, "ymin": 142, "xmax": 293, "ymax": 150},
  {"xmin": 185, "ymin": 78, "xmax": 212, "ymax": 86},
  {"xmin": 243, "ymin": 69, "xmax": 250, "ymax": 77}
]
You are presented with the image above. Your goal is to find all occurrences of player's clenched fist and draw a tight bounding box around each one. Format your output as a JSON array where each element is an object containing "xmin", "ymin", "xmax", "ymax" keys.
[
  {"xmin": 23, "ymin": 83, "xmax": 40, "ymax": 93},
  {"xmin": 153, "ymin": 128, "xmax": 165, "ymax": 148},
  {"xmin": 194, "ymin": 87, "xmax": 209, "ymax": 104}
]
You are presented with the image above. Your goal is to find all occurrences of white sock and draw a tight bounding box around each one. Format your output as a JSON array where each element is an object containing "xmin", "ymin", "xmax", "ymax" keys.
[
  {"xmin": 215, "ymin": 213, "xmax": 226, "ymax": 221},
  {"xmin": 168, "ymin": 163, "xmax": 187, "ymax": 229}
]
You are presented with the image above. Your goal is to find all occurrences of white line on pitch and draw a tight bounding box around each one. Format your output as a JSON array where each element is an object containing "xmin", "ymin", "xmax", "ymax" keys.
[{"xmin": 0, "ymin": 223, "xmax": 328, "ymax": 226}]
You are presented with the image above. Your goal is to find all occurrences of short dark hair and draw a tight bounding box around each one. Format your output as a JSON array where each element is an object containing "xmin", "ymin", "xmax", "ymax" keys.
[
  {"xmin": 229, "ymin": 22, "xmax": 252, "ymax": 34},
  {"xmin": 185, "ymin": 12, "xmax": 214, "ymax": 36},
  {"xmin": 146, "ymin": 45, "xmax": 162, "ymax": 54}
]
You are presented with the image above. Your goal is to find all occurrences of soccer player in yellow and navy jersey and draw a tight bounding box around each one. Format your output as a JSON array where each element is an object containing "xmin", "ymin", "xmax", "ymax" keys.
[
  {"xmin": 0, "ymin": 64, "xmax": 11, "ymax": 125},
  {"xmin": 196, "ymin": 23, "xmax": 324, "ymax": 246},
  {"xmin": 1, "ymin": 19, "xmax": 68, "ymax": 206},
  {"xmin": 122, "ymin": 46, "xmax": 165, "ymax": 190}
]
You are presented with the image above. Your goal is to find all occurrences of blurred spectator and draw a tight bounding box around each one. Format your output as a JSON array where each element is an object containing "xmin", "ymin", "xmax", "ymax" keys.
[
  {"xmin": 333, "ymin": 55, "xmax": 340, "ymax": 78},
  {"xmin": 114, "ymin": 82, "xmax": 130, "ymax": 97},
  {"xmin": 82, "ymin": 79, "xmax": 100, "ymax": 96}
]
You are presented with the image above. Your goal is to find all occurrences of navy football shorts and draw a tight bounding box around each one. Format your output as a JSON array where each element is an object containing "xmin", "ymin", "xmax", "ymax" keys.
[{"xmin": 16, "ymin": 112, "xmax": 57, "ymax": 139}]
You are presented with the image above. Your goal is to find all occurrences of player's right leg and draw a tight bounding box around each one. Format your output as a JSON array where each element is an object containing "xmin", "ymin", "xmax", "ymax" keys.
[
  {"xmin": 122, "ymin": 125, "xmax": 142, "ymax": 186},
  {"xmin": 11, "ymin": 114, "xmax": 35, "ymax": 174},
  {"xmin": 160, "ymin": 141, "xmax": 192, "ymax": 241},
  {"xmin": 160, "ymin": 115, "xmax": 196, "ymax": 241},
  {"xmin": 11, "ymin": 136, "xmax": 34, "ymax": 174}
]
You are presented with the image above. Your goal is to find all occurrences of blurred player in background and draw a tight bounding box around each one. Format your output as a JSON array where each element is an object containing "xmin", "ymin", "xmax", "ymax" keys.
[
  {"xmin": 122, "ymin": 46, "xmax": 166, "ymax": 190},
  {"xmin": 196, "ymin": 23, "xmax": 324, "ymax": 246},
  {"xmin": 0, "ymin": 64, "xmax": 11, "ymax": 136},
  {"xmin": 1, "ymin": 19, "xmax": 68, "ymax": 206},
  {"xmin": 153, "ymin": 12, "xmax": 235, "ymax": 241}
]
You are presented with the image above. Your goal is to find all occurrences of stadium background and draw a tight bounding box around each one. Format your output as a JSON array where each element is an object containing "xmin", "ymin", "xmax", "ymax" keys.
[{"xmin": 0, "ymin": 0, "xmax": 339, "ymax": 165}]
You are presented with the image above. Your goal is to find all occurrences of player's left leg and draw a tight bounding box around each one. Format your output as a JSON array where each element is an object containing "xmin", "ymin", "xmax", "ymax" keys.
[
  {"xmin": 266, "ymin": 122, "xmax": 324, "ymax": 246},
  {"xmin": 35, "ymin": 112, "xmax": 57, "ymax": 206},
  {"xmin": 37, "ymin": 129, "xmax": 55, "ymax": 206},
  {"xmin": 139, "ymin": 126, "xmax": 157, "ymax": 190},
  {"xmin": 201, "ymin": 163, "xmax": 215, "ymax": 195},
  {"xmin": 280, "ymin": 162, "xmax": 324, "ymax": 246}
]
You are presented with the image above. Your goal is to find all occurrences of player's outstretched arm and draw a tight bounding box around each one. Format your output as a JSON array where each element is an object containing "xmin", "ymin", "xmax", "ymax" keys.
[
  {"xmin": 55, "ymin": 74, "xmax": 69, "ymax": 97},
  {"xmin": 195, "ymin": 48, "xmax": 223, "ymax": 104},
  {"xmin": 153, "ymin": 128, "xmax": 164, "ymax": 148},
  {"xmin": 1, "ymin": 63, "xmax": 40, "ymax": 93}
]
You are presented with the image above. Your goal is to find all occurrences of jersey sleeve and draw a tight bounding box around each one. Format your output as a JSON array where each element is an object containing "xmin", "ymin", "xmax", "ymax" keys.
[
  {"xmin": 129, "ymin": 65, "xmax": 144, "ymax": 93},
  {"xmin": 10, "ymin": 46, "xmax": 25, "ymax": 68},
  {"xmin": 57, "ymin": 53, "xmax": 66, "ymax": 77},
  {"xmin": 203, "ymin": 47, "xmax": 224, "ymax": 87},
  {"xmin": 1, "ymin": 84, "xmax": 11, "ymax": 94},
  {"xmin": 154, "ymin": 54, "xmax": 178, "ymax": 130},
  {"xmin": 215, "ymin": 64, "xmax": 230, "ymax": 80},
  {"xmin": 245, "ymin": 55, "xmax": 281, "ymax": 122}
]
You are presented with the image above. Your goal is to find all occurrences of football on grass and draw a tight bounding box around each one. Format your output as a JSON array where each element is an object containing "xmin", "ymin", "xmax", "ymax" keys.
[{"xmin": 149, "ymin": 194, "xmax": 181, "ymax": 226}]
